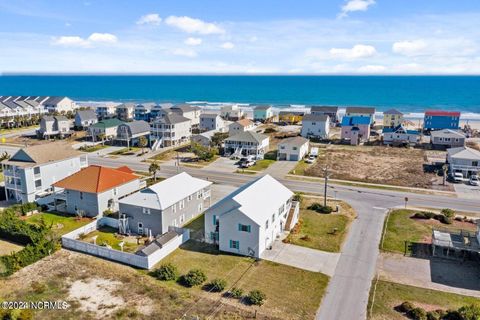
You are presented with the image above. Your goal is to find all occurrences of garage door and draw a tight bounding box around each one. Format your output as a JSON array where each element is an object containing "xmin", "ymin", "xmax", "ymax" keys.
[
  {"xmin": 289, "ymin": 154, "xmax": 298, "ymax": 161},
  {"xmin": 278, "ymin": 153, "xmax": 287, "ymax": 160}
]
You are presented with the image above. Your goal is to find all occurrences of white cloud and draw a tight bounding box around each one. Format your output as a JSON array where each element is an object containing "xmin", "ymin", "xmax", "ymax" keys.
[
  {"xmin": 329, "ymin": 44, "xmax": 377, "ymax": 59},
  {"xmin": 137, "ymin": 13, "xmax": 162, "ymax": 26},
  {"xmin": 51, "ymin": 33, "xmax": 117, "ymax": 48},
  {"xmin": 184, "ymin": 37, "xmax": 202, "ymax": 46},
  {"xmin": 357, "ymin": 65, "xmax": 386, "ymax": 73},
  {"xmin": 392, "ymin": 40, "xmax": 427, "ymax": 56},
  {"xmin": 87, "ymin": 33, "xmax": 117, "ymax": 44},
  {"xmin": 165, "ymin": 16, "xmax": 225, "ymax": 35},
  {"xmin": 171, "ymin": 48, "xmax": 197, "ymax": 58},
  {"xmin": 220, "ymin": 42, "xmax": 235, "ymax": 49},
  {"xmin": 339, "ymin": 0, "xmax": 375, "ymax": 18}
]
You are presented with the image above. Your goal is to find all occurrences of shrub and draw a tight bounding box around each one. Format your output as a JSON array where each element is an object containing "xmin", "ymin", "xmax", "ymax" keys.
[
  {"xmin": 408, "ymin": 307, "xmax": 427, "ymax": 320},
  {"xmin": 292, "ymin": 193, "xmax": 303, "ymax": 203},
  {"xmin": 180, "ymin": 269, "xmax": 207, "ymax": 287},
  {"xmin": 247, "ymin": 289, "xmax": 266, "ymax": 306},
  {"xmin": 152, "ymin": 263, "xmax": 178, "ymax": 281},
  {"xmin": 426, "ymin": 311, "xmax": 440, "ymax": 320},
  {"xmin": 443, "ymin": 310, "xmax": 462, "ymax": 320},
  {"xmin": 441, "ymin": 208, "xmax": 455, "ymax": 219},
  {"xmin": 424, "ymin": 211, "xmax": 436, "ymax": 219},
  {"xmin": 413, "ymin": 212, "xmax": 427, "ymax": 219},
  {"xmin": 206, "ymin": 278, "xmax": 227, "ymax": 292},
  {"xmin": 264, "ymin": 127, "xmax": 277, "ymax": 134},
  {"xmin": 458, "ymin": 304, "xmax": 480, "ymax": 320},
  {"xmin": 307, "ymin": 203, "xmax": 333, "ymax": 214},
  {"xmin": 229, "ymin": 287, "xmax": 244, "ymax": 299},
  {"xmin": 398, "ymin": 301, "xmax": 414, "ymax": 313}
]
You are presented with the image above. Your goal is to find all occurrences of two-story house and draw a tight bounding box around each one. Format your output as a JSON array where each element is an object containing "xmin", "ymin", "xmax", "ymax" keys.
[
  {"xmin": 224, "ymin": 131, "xmax": 269, "ymax": 159},
  {"xmin": 345, "ymin": 106, "xmax": 376, "ymax": 125},
  {"xmin": 88, "ymin": 118, "xmax": 124, "ymax": 142},
  {"xmin": 229, "ymin": 119, "xmax": 255, "ymax": 136},
  {"xmin": 119, "ymin": 172, "xmax": 212, "ymax": 236},
  {"xmin": 116, "ymin": 103, "xmax": 135, "ymax": 121},
  {"xmin": 37, "ymin": 115, "xmax": 71, "ymax": 139},
  {"xmin": 430, "ymin": 129, "xmax": 466, "ymax": 149},
  {"xmin": 300, "ymin": 114, "xmax": 330, "ymax": 139},
  {"xmin": 341, "ymin": 116, "xmax": 371, "ymax": 145},
  {"xmin": 382, "ymin": 125, "xmax": 420, "ymax": 145},
  {"xmin": 200, "ymin": 113, "xmax": 225, "ymax": 132},
  {"xmin": 447, "ymin": 147, "xmax": 480, "ymax": 178},
  {"xmin": 74, "ymin": 110, "xmax": 98, "ymax": 128},
  {"xmin": 221, "ymin": 105, "xmax": 244, "ymax": 121},
  {"xmin": 383, "ymin": 109, "xmax": 404, "ymax": 128},
  {"xmin": 310, "ymin": 106, "xmax": 339, "ymax": 124},
  {"xmin": 42, "ymin": 96, "xmax": 77, "ymax": 114},
  {"xmin": 116, "ymin": 121, "xmax": 151, "ymax": 148},
  {"xmin": 424, "ymin": 110, "xmax": 461, "ymax": 132},
  {"xmin": 2, "ymin": 142, "xmax": 88, "ymax": 203},
  {"xmin": 170, "ymin": 104, "xmax": 201, "ymax": 128},
  {"xmin": 134, "ymin": 103, "xmax": 155, "ymax": 122},
  {"xmin": 253, "ymin": 105, "xmax": 273, "ymax": 122},
  {"xmin": 277, "ymin": 136, "xmax": 309, "ymax": 161},
  {"xmin": 204, "ymin": 174, "xmax": 299, "ymax": 258}
]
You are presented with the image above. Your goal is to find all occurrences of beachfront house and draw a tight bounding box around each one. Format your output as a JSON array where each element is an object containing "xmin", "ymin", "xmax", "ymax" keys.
[
  {"xmin": 383, "ymin": 109, "xmax": 404, "ymax": 128},
  {"xmin": 171, "ymin": 104, "xmax": 201, "ymax": 127},
  {"xmin": 134, "ymin": 103, "xmax": 155, "ymax": 122},
  {"xmin": 204, "ymin": 174, "xmax": 299, "ymax": 258},
  {"xmin": 1, "ymin": 142, "xmax": 88, "ymax": 203},
  {"xmin": 116, "ymin": 121, "xmax": 151, "ymax": 148},
  {"xmin": 345, "ymin": 107, "xmax": 376, "ymax": 125},
  {"xmin": 382, "ymin": 125, "xmax": 420, "ymax": 145},
  {"xmin": 300, "ymin": 114, "xmax": 330, "ymax": 139},
  {"xmin": 278, "ymin": 111, "xmax": 305, "ymax": 124},
  {"xmin": 310, "ymin": 106, "xmax": 339, "ymax": 124},
  {"xmin": 88, "ymin": 118, "xmax": 124, "ymax": 142},
  {"xmin": 52, "ymin": 165, "xmax": 142, "ymax": 217},
  {"xmin": 119, "ymin": 172, "xmax": 212, "ymax": 236},
  {"xmin": 150, "ymin": 113, "xmax": 192, "ymax": 147},
  {"xmin": 116, "ymin": 103, "xmax": 135, "ymax": 121},
  {"xmin": 224, "ymin": 131, "xmax": 269, "ymax": 159},
  {"xmin": 96, "ymin": 103, "xmax": 119, "ymax": 119},
  {"xmin": 253, "ymin": 105, "xmax": 273, "ymax": 122},
  {"xmin": 424, "ymin": 110, "xmax": 461, "ymax": 132},
  {"xmin": 430, "ymin": 129, "xmax": 466, "ymax": 149},
  {"xmin": 200, "ymin": 113, "xmax": 225, "ymax": 132},
  {"xmin": 341, "ymin": 116, "xmax": 371, "ymax": 145},
  {"xmin": 447, "ymin": 147, "xmax": 480, "ymax": 178},
  {"xmin": 150, "ymin": 103, "xmax": 173, "ymax": 119},
  {"xmin": 221, "ymin": 105, "xmax": 244, "ymax": 121},
  {"xmin": 74, "ymin": 109, "xmax": 98, "ymax": 128},
  {"xmin": 37, "ymin": 115, "xmax": 71, "ymax": 139},
  {"xmin": 42, "ymin": 96, "xmax": 77, "ymax": 114},
  {"xmin": 277, "ymin": 136, "xmax": 309, "ymax": 161},
  {"xmin": 229, "ymin": 119, "xmax": 255, "ymax": 136}
]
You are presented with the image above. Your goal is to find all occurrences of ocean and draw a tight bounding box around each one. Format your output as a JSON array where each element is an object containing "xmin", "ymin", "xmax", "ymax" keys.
[{"xmin": 1, "ymin": 75, "xmax": 480, "ymax": 118}]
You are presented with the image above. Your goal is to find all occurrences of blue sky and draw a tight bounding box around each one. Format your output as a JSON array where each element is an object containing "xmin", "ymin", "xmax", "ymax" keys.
[{"xmin": 1, "ymin": 0, "xmax": 479, "ymax": 74}]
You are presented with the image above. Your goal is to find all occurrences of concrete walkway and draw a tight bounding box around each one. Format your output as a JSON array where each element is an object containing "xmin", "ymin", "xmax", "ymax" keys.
[
  {"xmin": 377, "ymin": 252, "xmax": 480, "ymax": 298},
  {"xmin": 261, "ymin": 241, "xmax": 340, "ymax": 276}
]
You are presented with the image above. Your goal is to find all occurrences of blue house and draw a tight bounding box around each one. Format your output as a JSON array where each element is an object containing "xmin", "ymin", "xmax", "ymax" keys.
[
  {"xmin": 134, "ymin": 103, "xmax": 155, "ymax": 122},
  {"xmin": 424, "ymin": 110, "xmax": 460, "ymax": 132}
]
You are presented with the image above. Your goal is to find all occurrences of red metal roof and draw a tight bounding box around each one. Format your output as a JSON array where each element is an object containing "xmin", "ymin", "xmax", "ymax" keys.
[{"xmin": 425, "ymin": 110, "xmax": 460, "ymax": 117}]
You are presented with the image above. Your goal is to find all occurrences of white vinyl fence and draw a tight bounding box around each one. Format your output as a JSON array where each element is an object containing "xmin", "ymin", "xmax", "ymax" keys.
[{"xmin": 61, "ymin": 217, "xmax": 189, "ymax": 269}]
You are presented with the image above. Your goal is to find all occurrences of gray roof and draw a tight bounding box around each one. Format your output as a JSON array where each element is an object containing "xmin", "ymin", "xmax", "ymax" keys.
[
  {"xmin": 2, "ymin": 100, "xmax": 20, "ymax": 109},
  {"xmin": 117, "ymin": 103, "xmax": 136, "ymax": 109},
  {"xmin": 171, "ymin": 104, "xmax": 201, "ymax": 112},
  {"xmin": 156, "ymin": 113, "xmax": 190, "ymax": 124},
  {"xmin": 310, "ymin": 106, "xmax": 338, "ymax": 113},
  {"xmin": 122, "ymin": 120, "xmax": 151, "ymax": 134},
  {"xmin": 55, "ymin": 116, "xmax": 68, "ymax": 121},
  {"xmin": 255, "ymin": 105, "xmax": 272, "ymax": 110},
  {"xmin": 137, "ymin": 230, "xmax": 178, "ymax": 256},
  {"xmin": 430, "ymin": 129, "xmax": 466, "ymax": 138},
  {"xmin": 135, "ymin": 103, "xmax": 155, "ymax": 110},
  {"xmin": 200, "ymin": 113, "xmax": 220, "ymax": 119},
  {"xmin": 302, "ymin": 114, "xmax": 330, "ymax": 122},
  {"xmin": 279, "ymin": 110, "xmax": 305, "ymax": 116},
  {"xmin": 42, "ymin": 115, "xmax": 55, "ymax": 122},
  {"xmin": 76, "ymin": 109, "xmax": 97, "ymax": 121},
  {"xmin": 278, "ymin": 136, "xmax": 309, "ymax": 146},
  {"xmin": 383, "ymin": 108, "xmax": 403, "ymax": 115},
  {"xmin": 43, "ymin": 96, "xmax": 68, "ymax": 105},
  {"xmin": 225, "ymin": 131, "xmax": 269, "ymax": 144},
  {"xmin": 346, "ymin": 106, "xmax": 376, "ymax": 114}
]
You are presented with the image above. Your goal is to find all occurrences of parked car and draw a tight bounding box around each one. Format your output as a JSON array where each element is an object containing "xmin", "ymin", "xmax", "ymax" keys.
[
  {"xmin": 240, "ymin": 160, "xmax": 256, "ymax": 168},
  {"xmin": 305, "ymin": 155, "xmax": 315, "ymax": 164},
  {"xmin": 469, "ymin": 175, "xmax": 479, "ymax": 186},
  {"xmin": 452, "ymin": 172, "xmax": 464, "ymax": 183}
]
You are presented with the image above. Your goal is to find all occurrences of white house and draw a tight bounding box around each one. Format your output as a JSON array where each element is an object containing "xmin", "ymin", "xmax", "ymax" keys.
[
  {"xmin": 224, "ymin": 131, "xmax": 269, "ymax": 159},
  {"xmin": 200, "ymin": 113, "xmax": 225, "ymax": 132},
  {"xmin": 447, "ymin": 147, "xmax": 480, "ymax": 178},
  {"xmin": 116, "ymin": 103, "xmax": 135, "ymax": 121},
  {"xmin": 2, "ymin": 142, "xmax": 88, "ymax": 203},
  {"xmin": 277, "ymin": 136, "xmax": 309, "ymax": 161},
  {"xmin": 204, "ymin": 174, "xmax": 299, "ymax": 258},
  {"xmin": 42, "ymin": 96, "xmax": 77, "ymax": 114},
  {"xmin": 96, "ymin": 103, "xmax": 120, "ymax": 119},
  {"xmin": 37, "ymin": 115, "xmax": 71, "ymax": 139},
  {"xmin": 382, "ymin": 125, "xmax": 420, "ymax": 145},
  {"xmin": 221, "ymin": 105, "xmax": 244, "ymax": 120},
  {"xmin": 229, "ymin": 119, "xmax": 255, "ymax": 136},
  {"xmin": 300, "ymin": 114, "xmax": 330, "ymax": 139},
  {"xmin": 74, "ymin": 110, "xmax": 98, "ymax": 128},
  {"xmin": 430, "ymin": 129, "xmax": 466, "ymax": 148},
  {"xmin": 150, "ymin": 113, "xmax": 192, "ymax": 147},
  {"xmin": 170, "ymin": 104, "xmax": 201, "ymax": 127}
]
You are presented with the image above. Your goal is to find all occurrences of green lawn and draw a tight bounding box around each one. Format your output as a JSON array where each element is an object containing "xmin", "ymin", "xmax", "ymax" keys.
[
  {"xmin": 381, "ymin": 209, "xmax": 432, "ymax": 253},
  {"xmin": 80, "ymin": 226, "xmax": 139, "ymax": 252},
  {"xmin": 289, "ymin": 160, "xmax": 313, "ymax": 175},
  {"xmin": 368, "ymin": 280, "xmax": 480, "ymax": 320},
  {"xmin": 246, "ymin": 159, "xmax": 275, "ymax": 171},
  {"xmin": 158, "ymin": 241, "xmax": 330, "ymax": 319},
  {"xmin": 109, "ymin": 147, "xmax": 141, "ymax": 155},
  {"xmin": 284, "ymin": 198, "xmax": 355, "ymax": 252},
  {"xmin": 26, "ymin": 212, "xmax": 91, "ymax": 236},
  {"xmin": 79, "ymin": 144, "xmax": 108, "ymax": 152},
  {"xmin": 0, "ymin": 125, "xmax": 37, "ymax": 135}
]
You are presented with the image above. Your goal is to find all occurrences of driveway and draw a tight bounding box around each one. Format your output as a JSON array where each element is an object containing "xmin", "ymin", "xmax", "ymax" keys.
[
  {"xmin": 263, "ymin": 160, "xmax": 298, "ymax": 178},
  {"xmin": 261, "ymin": 241, "xmax": 340, "ymax": 276},
  {"xmin": 454, "ymin": 182, "xmax": 480, "ymax": 200},
  {"xmin": 202, "ymin": 156, "xmax": 237, "ymax": 173},
  {"xmin": 377, "ymin": 252, "xmax": 480, "ymax": 298}
]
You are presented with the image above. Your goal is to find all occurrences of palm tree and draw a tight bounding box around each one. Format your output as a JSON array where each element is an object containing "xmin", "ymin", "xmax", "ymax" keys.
[
  {"xmin": 138, "ymin": 136, "xmax": 148, "ymax": 154},
  {"xmin": 98, "ymin": 133, "xmax": 106, "ymax": 145},
  {"xmin": 149, "ymin": 161, "xmax": 160, "ymax": 182}
]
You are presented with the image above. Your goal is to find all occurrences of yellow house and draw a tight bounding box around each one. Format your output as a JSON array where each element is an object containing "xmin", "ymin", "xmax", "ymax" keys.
[
  {"xmin": 278, "ymin": 111, "xmax": 305, "ymax": 124},
  {"xmin": 383, "ymin": 109, "xmax": 404, "ymax": 128}
]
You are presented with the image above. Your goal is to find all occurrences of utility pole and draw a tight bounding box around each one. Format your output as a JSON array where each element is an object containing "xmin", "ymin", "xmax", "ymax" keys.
[
  {"xmin": 176, "ymin": 151, "xmax": 180, "ymax": 173},
  {"xmin": 323, "ymin": 166, "xmax": 328, "ymax": 207}
]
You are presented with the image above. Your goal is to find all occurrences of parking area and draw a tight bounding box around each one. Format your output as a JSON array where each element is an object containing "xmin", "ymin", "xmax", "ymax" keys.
[
  {"xmin": 264, "ymin": 160, "xmax": 299, "ymax": 178},
  {"xmin": 202, "ymin": 156, "xmax": 238, "ymax": 172},
  {"xmin": 454, "ymin": 182, "xmax": 480, "ymax": 199}
]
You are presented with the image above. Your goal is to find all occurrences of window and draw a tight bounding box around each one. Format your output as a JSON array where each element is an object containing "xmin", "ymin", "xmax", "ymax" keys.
[
  {"xmin": 198, "ymin": 203, "xmax": 203, "ymax": 212},
  {"xmin": 265, "ymin": 220, "xmax": 269, "ymax": 229},
  {"xmin": 278, "ymin": 204, "xmax": 285, "ymax": 216},
  {"xmin": 33, "ymin": 167, "xmax": 40, "ymax": 175},
  {"xmin": 172, "ymin": 204, "xmax": 177, "ymax": 213},
  {"xmin": 473, "ymin": 161, "xmax": 479, "ymax": 167},
  {"xmin": 35, "ymin": 180, "xmax": 42, "ymax": 188},
  {"xmin": 188, "ymin": 194, "xmax": 193, "ymax": 201},
  {"xmin": 197, "ymin": 191, "xmax": 202, "ymax": 199},
  {"xmin": 113, "ymin": 188, "xmax": 118, "ymax": 196},
  {"xmin": 180, "ymin": 214, "xmax": 185, "ymax": 224},
  {"xmin": 210, "ymin": 232, "xmax": 218, "ymax": 241},
  {"xmin": 293, "ymin": 147, "xmax": 297, "ymax": 151},
  {"xmin": 272, "ymin": 213, "xmax": 275, "ymax": 222},
  {"xmin": 143, "ymin": 207, "xmax": 151, "ymax": 214},
  {"xmin": 229, "ymin": 240, "xmax": 239, "ymax": 249},
  {"xmin": 238, "ymin": 224, "xmax": 251, "ymax": 232},
  {"xmin": 213, "ymin": 215, "xmax": 217, "ymax": 225},
  {"xmin": 179, "ymin": 199, "xmax": 185, "ymax": 210},
  {"xmin": 80, "ymin": 192, "xmax": 83, "ymax": 200}
]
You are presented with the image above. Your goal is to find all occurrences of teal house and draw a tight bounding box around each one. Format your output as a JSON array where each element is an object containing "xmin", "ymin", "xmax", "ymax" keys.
[{"xmin": 253, "ymin": 105, "xmax": 273, "ymax": 122}]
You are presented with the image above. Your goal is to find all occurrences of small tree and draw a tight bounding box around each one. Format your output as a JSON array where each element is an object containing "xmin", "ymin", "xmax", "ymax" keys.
[
  {"xmin": 149, "ymin": 161, "xmax": 160, "ymax": 181},
  {"xmin": 191, "ymin": 142, "xmax": 218, "ymax": 161},
  {"xmin": 206, "ymin": 278, "xmax": 227, "ymax": 292},
  {"xmin": 152, "ymin": 263, "xmax": 178, "ymax": 281},
  {"xmin": 247, "ymin": 290, "xmax": 266, "ymax": 306},
  {"xmin": 181, "ymin": 269, "xmax": 207, "ymax": 287},
  {"xmin": 229, "ymin": 287, "xmax": 244, "ymax": 299},
  {"xmin": 458, "ymin": 304, "xmax": 480, "ymax": 320},
  {"xmin": 211, "ymin": 132, "xmax": 229, "ymax": 148},
  {"xmin": 98, "ymin": 133, "xmax": 106, "ymax": 145},
  {"xmin": 441, "ymin": 208, "xmax": 455, "ymax": 219},
  {"xmin": 138, "ymin": 136, "xmax": 148, "ymax": 154}
]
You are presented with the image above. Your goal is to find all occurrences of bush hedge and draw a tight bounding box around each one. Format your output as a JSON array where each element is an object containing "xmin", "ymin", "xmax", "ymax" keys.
[
  {"xmin": 180, "ymin": 269, "xmax": 207, "ymax": 287},
  {"xmin": 247, "ymin": 289, "xmax": 266, "ymax": 306},
  {"xmin": 152, "ymin": 263, "xmax": 178, "ymax": 281},
  {"xmin": 396, "ymin": 302, "xmax": 480, "ymax": 320},
  {"xmin": 229, "ymin": 287, "xmax": 244, "ymax": 299},
  {"xmin": 205, "ymin": 278, "xmax": 227, "ymax": 292},
  {"xmin": 307, "ymin": 203, "xmax": 333, "ymax": 214}
]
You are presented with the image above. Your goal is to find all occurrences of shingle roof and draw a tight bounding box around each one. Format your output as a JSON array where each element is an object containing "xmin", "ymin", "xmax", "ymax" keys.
[
  {"xmin": 53, "ymin": 165, "xmax": 138, "ymax": 193},
  {"xmin": 122, "ymin": 120, "xmax": 150, "ymax": 134},
  {"xmin": 341, "ymin": 116, "xmax": 371, "ymax": 126},
  {"xmin": 91, "ymin": 118, "xmax": 124, "ymax": 129},
  {"xmin": 76, "ymin": 109, "xmax": 97, "ymax": 121},
  {"xmin": 430, "ymin": 129, "xmax": 465, "ymax": 138},
  {"xmin": 254, "ymin": 105, "xmax": 272, "ymax": 110},
  {"xmin": 346, "ymin": 106, "xmax": 376, "ymax": 114},
  {"xmin": 43, "ymin": 96, "xmax": 68, "ymax": 105},
  {"xmin": 302, "ymin": 114, "xmax": 329, "ymax": 122},
  {"xmin": 156, "ymin": 113, "xmax": 190, "ymax": 124},
  {"xmin": 119, "ymin": 172, "xmax": 212, "ymax": 210},
  {"xmin": 225, "ymin": 131, "xmax": 268, "ymax": 144},
  {"xmin": 3, "ymin": 142, "xmax": 83, "ymax": 167},
  {"xmin": 171, "ymin": 104, "xmax": 201, "ymax": 112},
  {"xmin": 310, "ymin": 106, "xmax": 338, "ymax": 113},
  {"xmin": 383, "ymin": 108, "xmax": 403, "ymax": 115},
  {"xmin": 447, "ymin": 147, "xmax": 480, "ymax": 160},
  {"xmin": 200, "ymin": 113, "xmax": 220, "ymax": 119},
  {"xmin": 235, "ymin": 118, "xmax": 254, "ymax": 127},
  {"xmin": 278, "ymin": 136, "xmax": 309, "ymax": 146}
]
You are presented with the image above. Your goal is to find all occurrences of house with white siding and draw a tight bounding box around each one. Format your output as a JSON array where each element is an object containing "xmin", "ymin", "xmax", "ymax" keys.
[
  {"xmin": 382, "ymin": 125, "xmax": 420, "ymax": 145},
  {"xmin": 447, "ymin": 147, "xmax": 480, "ymax": 178},
  {"xmin": 224, "ymin": 131, "xmax": 269, "ymax": 159},
  {"xmin": 277, "ymin": 136, "xmax": 309, "ymax": 161},
  {"xmin": 74, "ymin": 109, "xmax": 98, "ymax": 128},
  {"xmin": 170, "ymin": 104, "xmax": 201, "ymax": 127},
  {"xmin": 42, "ymin": 96, "xmax": 77, "ymax": 113},
  {"xmin": 204, "ymin": 175, "xmax": 299, "ymax": 258},
  {"xmin": 229, "ymin": 119, "xmax": 255, "ymax": 136},
  {"xmin": 200, "ymin": 113, "xmax": 225, "ymax": 132},
  {"xmin": 150, "ymin": 113, "xmax": 192, "ymax": 147},
  {"xmin": 221, "ymin": 105, "xmax": 244, "ymax": 121},
  {"xmin": 37, "ymin": 115, "xmax": 71, "ymax": 139},
  {"xmin": 430, "ymin": 129, "xmax": 466, "ymax": 148},
  {"xmin": 301, "ymin": 114, "xmax": 330, "ymax": 139}
]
